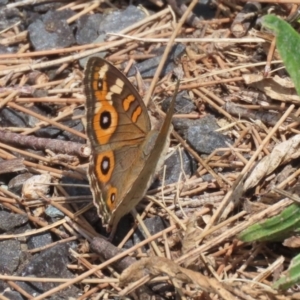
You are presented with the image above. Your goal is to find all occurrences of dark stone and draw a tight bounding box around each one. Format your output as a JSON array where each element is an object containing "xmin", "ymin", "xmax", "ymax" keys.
[
  {"xmin": 27, "ymin": 232, "xmax": 53, "ymax": 250},
  {"xmin": 0, "ymin": 0, "xmax": 8, "ymax": 6},
  {"xmin": 193, "ymin": 1, "xmax": 216, "ymax": 19},
  {"xmin": 99, "ymin": 5, "xmax": 145, "ymax": 35},
  {"xmin": 128, "ymin": 44, "xmax": 186, "ymax": 77},
  {"xmin": 173, "ymin": 115, "xmax": 231, "ymax": 154},
  {"xmin": 162, "ymin": 91, "xmax": 196, "ymax": 114},
  {"xmin": 0, "ymin": 45, "xmax": 17, "ymax": 54},
  {"xmin": 23, "ymin": 149, "xmax": 45, "ymax": 162},
  {"xmin": 61, "ymin": 119, "xmax": 85, "ymax": 143},
  {"xmin": 33, "ymin": 2, "xmax": 66, "ymax": 12},
  {"xmin": 17, "ymin": 244, "xmax": 79, "ymax": 297},
  {"xmin": 22, "ymin": 10, "xmax": 40, "ymax": 27},
  {"xmin": 35, "ymin": 126, "xmax": 61, "ymax": 138},
  {"xmin": 60, "ymin": 177, "xmax": 90, "ymax": 197},
  {"xmin": 26, "ymin": 105, "xmax": 47, "ymax": 127},
  {"xmin": 33, "ymin": 89, "xmax": 48, "ymax": 98},
  {"xmin": 158, "ymin": 148, "xmax": 197, "ymax": 185},
  {"xmin": 0, "ymin": 210, "xmax": 28, "ymax": 232},
  {"xmin": 8, "ymin": 173, "xmax": 33, "ymax": 195},
  {"xmin": 28, "ymin": 10, "xmax": 76, "ymax": 51},
  {"xmin": 134, "ymin": 216, "xmax": 167, "ymax": 244},
  {"xmin": 79, "ymin": 39, "xmax": 106, "ymax": 68},
  {"xmin": 76, "ymin": 13, "xmax": 103, "ymax": 45},
  {"xmin": 0, "ymin": 279, "xmax": 7, "ymax": 293},
  {"xmin": 3, "ymin": 290, "xmax": 23, "ymax": 300},
  {"xmin": 0, "ymin": 8, "xmax": 21, "ymax": 31},
  {"xmin": 91, "ymin": 237, "xmax": 136, "ymax": 273},
  {"xmin": 0, "ymin": 240, "xmax": 21, "ymax": 274},
  {"xmin": 0, "ymin": 108, "xmax": 27, "ymax": 127},
  {"xmin": 45, "ymin": 206, "xmax": 65, "ymax": 219}
]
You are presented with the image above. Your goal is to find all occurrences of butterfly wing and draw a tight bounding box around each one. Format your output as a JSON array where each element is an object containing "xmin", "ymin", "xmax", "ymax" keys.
[{"xmin": 84, "ymin": 57, "xmax": 152, "ymax": 225}]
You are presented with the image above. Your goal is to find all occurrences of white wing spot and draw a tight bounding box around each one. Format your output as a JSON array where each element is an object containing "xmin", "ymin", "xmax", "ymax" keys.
[
  {"xmin": 98, "ymin": 64, "xmax": 109, "ymax": 79},
  {"xmin": 102, "ymin": 115, "xmax": 110, "ymax": 126},
  {"xmin": 102, "ymin": 159, "xmax": 109, "ymax": 171},
  {"xmin": 94, "ymin": 101, "xmax": 102, "ymax": 113},
  {"xmin": 110, "ymin": 78, "xmax": 124, "ymax": 94}
]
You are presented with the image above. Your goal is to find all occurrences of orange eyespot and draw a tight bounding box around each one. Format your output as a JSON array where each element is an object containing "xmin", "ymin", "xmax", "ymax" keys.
[
  {"xmin": 93, "ymin": 103, "xmax": 118, "ymax": 144},
  {"xmin": 95, "ymin": 151, "xmax": 115, "ymax": 183},
  {"xmin": 106, "ymin": 186, "xmax": 117, "ymax": 211}
]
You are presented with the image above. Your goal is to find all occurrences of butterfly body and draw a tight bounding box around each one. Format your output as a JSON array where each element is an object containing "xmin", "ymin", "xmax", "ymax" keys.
[{"xmin": 84, "ymin": 57, "xmax": 174, "ymax": 232}]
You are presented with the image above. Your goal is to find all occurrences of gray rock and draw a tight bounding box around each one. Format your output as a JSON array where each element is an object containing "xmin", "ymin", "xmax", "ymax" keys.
[
  {"xmin": 76, "ymin": 14, "xmax": 103, "ymax": 45},
  {"xmin": 0, "ymin": 8, "xmax": 21, "ymax": 31},
  {"xmin": 3, "ymin": 290, "xmax": 23, "ymax": 300},
  {"xmin": 162, "ymin": 91, "xmax": 196, "ymax": 114},
  {"xmin": 0, "ymin": 240, "xmax": 21, "ymax": 273},
  {"xmin": 0, "ymin": 108, "xmax": 27, "ymax": 127},
  {"xmin": 99, "ymin": 5, "xmax": 145, "ymax": 35},
  {"xmin": 33, "ymin": 2, "xmax": 65, "ymax": 12},
  {"xmin": 0, "ymin": 0, "xmax": 8, "ymax": 6},
  {"xmin": 8, "ymin": 173, "xmax": 33, "ymax": 195},
  {"xmin": 27, "ymin": 232, "xmax": 53, "ymax": 250},
  {"xmin": 28, "ymin": 10, "xmax": 76, "ymax": 50},
  {"xmin": 173, "ymin": 115, "xmax": 231, "ymax": 154},
  {"xmin": 0, "ymin": 211, "xmax": 28, "ymax": 232},
  {"xmin": 18, "ymin": 244, "xmax": 79, "ymax": 297},
  {"xmin": 78, "ymin": 35, "xmax": 106, "ymax": 68},
  {"xmin": 159, "ymin": 148, "xmax": 197, "ymax": 185},
  {"xmin": 134, "ymin": 216, "xmax": 167, "ymax": 244},
  {"xmin": 128, "ymin": 44, "xmax": 186, "ymax": 77},
  {"xmin": 45, "ymin": 206, "xmax": 64, "ymax": 218},
  {"xmin": 0, "ymin": 45, "xmax": 17, "ymax": 53}
]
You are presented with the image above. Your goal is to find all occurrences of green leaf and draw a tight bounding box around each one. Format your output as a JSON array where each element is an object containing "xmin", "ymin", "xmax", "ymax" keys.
[
  {"xmin": 273, "ymin": 253, "xmax": 300, "ymax": 290},
  {"xmin": 238, "ymin": 203, "xmax": 300, "ymax": 242},
  {"xmin": 263, "ymin": 14, "xmax": 300, "ymax": 96}
]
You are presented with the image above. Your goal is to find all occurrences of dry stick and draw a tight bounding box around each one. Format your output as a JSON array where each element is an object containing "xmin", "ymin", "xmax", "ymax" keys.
[
  {"xmin": 0, "ymin": 294, "xmax": 9, "ymax": 300},
  {"xmin": 32, "ymin": 225, "xmax": 179, "ymax": 299},
  {"xmin": 0, "ymin": 148, "xmax": 83, "ymax": 180},
  {"xmin": 107, "ymin": 7, "xmax": 170, "ymax": 41},
  {"xmin": 6, "ymin": 280, "xmax": 34, "ymax": 300},
  {"xmin": 0, "ymin": 90, "xmax": 19, "ymax": 109},
  {"xmin": 21, "ymin": 109, "xmax": 75, "ymax": 136},
  {"xmin": 33, "ymin": 207, "xmax": 211, "ymax": 300},
  {"xmin": 7, "ymin": 102, "xmax": 86, "ymax": 139},
  {"xmin": 28, "ymin": 236, "xmax": 78, "ymax": 254},
  {"xmin": 0, "ymin": 8, "xmax": 170, "ymax": 59},
  {"xmin": 118, "ymin": 213, "xmax": 248, "ymax": 297},
  {"xmin": 0, "ymin": 130, "xmax": 90, "ymax": 157},
  {"xmin": 0, "ymin": 275, "xmax": 117, "ymax": 284},
  {"xmin": 16, "ymin": 97, "xmax": 83, "ymax": 103},
  {"xmin": 238, "ymin": 0, "xmax": 300, "ymax": 3},
  {"xmin": 197, "ymin": 104, "xmax": 295, "ymax": 242},
  {"xmin": 2, "ymin": 202, "xmax": 68, "ymax": 239},
  {"xmin": 134, "ymin": 211, "xmax": 163, "ymax": 257},
  {"xmin": 0, "ymin": 143, "xmax": 82, "ymax": 175},
  {"xmin": 0, "ymin": 7, "xmax": 170, "ymax": 62},
  {"xmin": 0, "ymin": 43, "xmax": 110, "ymax": 58},
  {"xmin": 159, "ymin": 76, "xmax": 244, "ymax": 93},
  {"xmin": 7, "ymin": 0, "xmax": 55, "ymax": 8},
  {"xmin": 143, "ymin": 0, "xmax": 200, "ymax": 107},
  {"xmin": 109, "ymin": 34, "xmax": 265, "ymax": 44},
  {"xmin": 66, "ymin": 1, "xmax": 100, "ymax": 24},
  {"xmin": 195, "ymin": 88, "xmax": 248, "ymax": 131},
  {"xmin": 172, "ymin": 130, "xmax": 225, "ymax": 188}
]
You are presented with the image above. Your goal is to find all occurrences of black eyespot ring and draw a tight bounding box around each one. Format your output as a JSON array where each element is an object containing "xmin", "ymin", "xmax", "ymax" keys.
[{"xmin": 100, "ymin": 111, "xmax": 111, "ymax": 130}]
